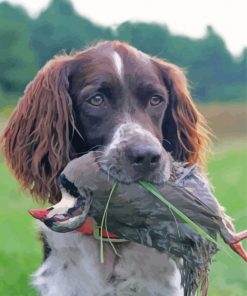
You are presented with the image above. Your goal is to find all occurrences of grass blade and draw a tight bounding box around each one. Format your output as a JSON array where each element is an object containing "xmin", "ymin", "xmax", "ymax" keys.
[
  {"xmin": 138, "ymin": 179, "xmax": 220, "ymax": 246},
  {"xmin": 99, "ymin": 180, "xmax": 118, "ymax": 263}
]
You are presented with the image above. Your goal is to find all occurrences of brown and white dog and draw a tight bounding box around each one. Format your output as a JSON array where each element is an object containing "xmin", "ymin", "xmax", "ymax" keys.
[{"xmin": 1, "ymin": 41, "xmax": 210, "ymax": 296}]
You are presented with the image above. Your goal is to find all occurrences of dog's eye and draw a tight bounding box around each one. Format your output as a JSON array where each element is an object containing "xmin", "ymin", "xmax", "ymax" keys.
[
  {"xmin": 149, "ymin": 95, "xmax": 163, "ymax": 106},
  {"xmin": 87, "ymin": 94, "xmax": 104, "ymax": 106}
]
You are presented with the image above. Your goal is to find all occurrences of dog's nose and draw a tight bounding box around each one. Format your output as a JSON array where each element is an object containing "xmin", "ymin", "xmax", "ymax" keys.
[{"xmin": 126, "ymin": 144, "xmax": 161, "ymax": 171}]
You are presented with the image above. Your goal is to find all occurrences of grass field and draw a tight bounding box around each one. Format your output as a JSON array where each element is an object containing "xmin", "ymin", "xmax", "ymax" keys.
[{"xmin": 0, "ymin": 103, "xmax": 247, "ymax": 295}]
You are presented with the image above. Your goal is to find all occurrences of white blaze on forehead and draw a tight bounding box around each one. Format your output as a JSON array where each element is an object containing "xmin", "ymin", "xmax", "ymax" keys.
[{"xmin": 112, "ymin": 51, "xmax": 123, "ymax": 78}]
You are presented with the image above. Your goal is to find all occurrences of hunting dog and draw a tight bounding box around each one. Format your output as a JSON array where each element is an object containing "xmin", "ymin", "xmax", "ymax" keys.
[{"xmin": 1, "ymin": 41, "xmax": 209, "ymax": 296}]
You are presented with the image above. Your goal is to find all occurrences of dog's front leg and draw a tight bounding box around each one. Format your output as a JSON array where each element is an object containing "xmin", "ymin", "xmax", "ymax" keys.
[{"xmin": 32, "ymin": 223, "xmax": 116, "ymax": 296}]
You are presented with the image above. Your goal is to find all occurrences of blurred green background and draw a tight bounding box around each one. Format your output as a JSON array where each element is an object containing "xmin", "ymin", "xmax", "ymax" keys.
[{"xmin": 0, "ymin": 0, "xmax": 246, "ymax": 295}]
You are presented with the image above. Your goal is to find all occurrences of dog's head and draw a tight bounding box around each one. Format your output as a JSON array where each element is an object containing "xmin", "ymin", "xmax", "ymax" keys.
[{"xmin": 0, "ymin": 41, "xmax": 210, "ymax": 203}]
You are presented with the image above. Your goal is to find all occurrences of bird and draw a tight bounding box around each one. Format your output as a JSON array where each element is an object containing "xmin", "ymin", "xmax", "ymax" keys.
[{"xmin": 29, "ymin": 151, "xmax": 247, "ymax": 296}]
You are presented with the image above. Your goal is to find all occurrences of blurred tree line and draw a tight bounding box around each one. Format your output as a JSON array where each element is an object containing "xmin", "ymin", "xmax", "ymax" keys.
[{"xmin": 0, "ymin": 0, "xmax": 246, "ymax": 107}]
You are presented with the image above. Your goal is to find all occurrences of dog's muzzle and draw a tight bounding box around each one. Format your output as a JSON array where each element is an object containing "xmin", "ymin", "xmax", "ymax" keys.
[{"xmin": 98, "ymin": 123, "xmax": 172, "ymax": 184}]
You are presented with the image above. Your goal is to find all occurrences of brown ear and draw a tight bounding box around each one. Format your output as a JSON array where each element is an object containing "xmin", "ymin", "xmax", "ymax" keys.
[
  {"xmin": 152, "ymin": 58, "xmax": 211, "ymax": 167},
  {"xmin": 0, "ymin": 55, "xmax": 76, "ymax": 203}
]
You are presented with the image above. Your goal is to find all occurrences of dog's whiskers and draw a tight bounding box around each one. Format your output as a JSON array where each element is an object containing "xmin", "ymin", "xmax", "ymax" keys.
[
  {"xmin": 106, "ymin": 164, "xmax": 114, "ymax": 181},
  {"xmin": 85, "ymin": 145, "xmax": 106, "ymax": 153},
  {"xmin": 163, "ymin": 139, "xmax": 171, "ymax": 145}
]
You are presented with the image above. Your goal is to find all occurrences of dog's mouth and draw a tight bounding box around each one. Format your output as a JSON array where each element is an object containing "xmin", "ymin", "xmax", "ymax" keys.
[
  {"xmin": 95, "ymin": 150, "xmax": 172, "ymax": 185},
  {"xmin": 92, "ymin": 122, "xmax": 173, "ymax": 185}
]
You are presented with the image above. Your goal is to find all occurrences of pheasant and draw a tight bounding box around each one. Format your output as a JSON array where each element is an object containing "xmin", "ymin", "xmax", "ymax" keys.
[{"xmin": 29, "ymin": 151, "xmax": 247, "ymax": 295}]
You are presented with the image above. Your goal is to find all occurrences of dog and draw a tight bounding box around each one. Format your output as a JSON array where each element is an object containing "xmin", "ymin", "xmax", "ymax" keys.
[{"xmin": 1, "ymin": 41, "xmax": 210, "ymax": 296}]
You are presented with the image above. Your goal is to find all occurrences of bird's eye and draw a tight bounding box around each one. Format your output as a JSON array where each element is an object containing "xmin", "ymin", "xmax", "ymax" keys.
[
  {"xmin": 87, "ymin": 94, "xmax": 104, "ymax": 106},
  {"xmin": 149, "ymin": 95, "xmax": 163, "ymax": 106}
]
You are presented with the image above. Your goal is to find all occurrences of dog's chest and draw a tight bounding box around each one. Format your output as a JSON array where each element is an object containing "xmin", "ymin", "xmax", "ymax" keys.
[
  {"xmin": 112, "ymin": 243, "xmax": 183, "ymax": 295},
  {"xmin": 32, "ymin": 225, "xmax": 183, "ymax": 296}
]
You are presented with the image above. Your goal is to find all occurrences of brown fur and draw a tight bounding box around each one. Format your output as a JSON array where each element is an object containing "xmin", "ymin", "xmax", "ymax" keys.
[
  {"xmin": 152, "ymin": 58, "xmax": 211, "ymax": 165},
  {"xmin": 0, "ymin": 41, "xmax": 211, "ymax": 204}
]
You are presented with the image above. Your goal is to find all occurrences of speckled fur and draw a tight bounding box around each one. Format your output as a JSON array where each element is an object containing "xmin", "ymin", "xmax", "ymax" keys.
[{"xmin": 32, "ymin": 222, "xmax": 184, "ymax": 296}]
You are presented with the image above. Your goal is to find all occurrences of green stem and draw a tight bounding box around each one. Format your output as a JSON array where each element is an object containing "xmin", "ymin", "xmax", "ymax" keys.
[
  {"xmin": 138, "ymin": 179, "xmax": 221, "ymax": 247},
  {"xmin": 100, "ymin": 181, "xmax": 118, "ymax": 263}
]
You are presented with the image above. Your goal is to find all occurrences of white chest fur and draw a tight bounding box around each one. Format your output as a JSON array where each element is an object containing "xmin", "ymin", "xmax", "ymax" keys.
[{"xmin": 32, "ymin": 223, "xmax": 184, "ymax": 296}]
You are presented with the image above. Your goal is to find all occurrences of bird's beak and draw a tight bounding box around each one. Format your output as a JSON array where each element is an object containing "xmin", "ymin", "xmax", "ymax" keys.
[{"xmin": 28, "ymin": 209, "xmax": 50, "ymax": 221}]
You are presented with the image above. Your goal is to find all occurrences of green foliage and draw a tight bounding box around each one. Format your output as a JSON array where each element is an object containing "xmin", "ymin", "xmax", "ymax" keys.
[
  {"xmin": 117, "ymin": 21, "xmax": 171, "ymax": 57},
  {"xmin": 0, "ymin": 2, "xmax": 38, "ymax": 95},
  {"xmin": 0, "ymin": 0, "xmax": 246, "ymax": 107},
  {"xmin": 30, "ymin": 0, "xmax": 114, "ymax": 66}
]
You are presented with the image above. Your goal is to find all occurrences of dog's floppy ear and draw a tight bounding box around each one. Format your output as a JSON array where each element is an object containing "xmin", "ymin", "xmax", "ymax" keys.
[
  {"xmin": 0, "ymin": 55, "xmax": 76, "ymax": 203},
  {"xmin": 152, "ymin": 58, "xmax": 210, "ymax": 167}
]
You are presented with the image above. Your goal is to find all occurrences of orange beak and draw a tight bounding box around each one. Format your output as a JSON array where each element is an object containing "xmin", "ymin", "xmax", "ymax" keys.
[{"xmin": 29, "ymin": 209, "xmax": 50, "ymax": 221}]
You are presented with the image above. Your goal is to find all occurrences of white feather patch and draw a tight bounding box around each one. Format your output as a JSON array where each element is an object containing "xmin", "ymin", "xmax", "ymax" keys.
[{"xmin": 47, "ymin": 188, "xmax": 77, "ymax": 218}]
